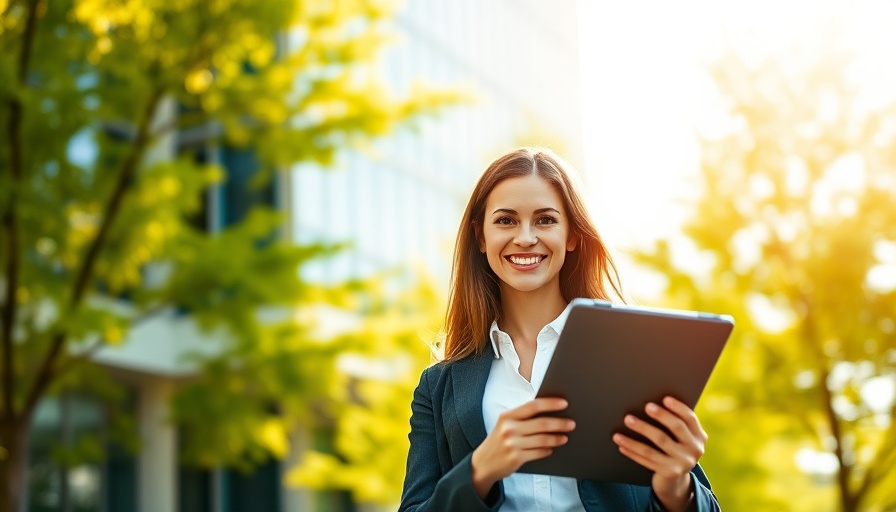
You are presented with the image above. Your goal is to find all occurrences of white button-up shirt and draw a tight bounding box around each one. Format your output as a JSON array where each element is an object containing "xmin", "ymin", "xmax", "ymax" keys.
[{"xmin": 482, "ymin": 305, "xmax": 586, "ymax": 512}]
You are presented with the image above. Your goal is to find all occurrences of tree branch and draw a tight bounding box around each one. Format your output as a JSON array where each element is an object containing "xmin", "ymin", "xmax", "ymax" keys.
[
  {"xmin": 15, "ymin": 0, "xmax": 45, "ymax": 85},
  {"xmin": 2, "ymin": 0, "xmax": 46, "ymax": 423},
  {"xmin": 799, "ymin": 298, "xmax": 860, "ymax": 511},
  {"xmin": 768, "ymin": 232, "xmax": 861, "ymax": 510},
  {"xmin": 21, "ymin": 88, "xmax": 165, "ymax": 420},
  {"xmin": 816, "ymin": 363, "xmax": 859, "ymax": 511},
  {"xmin": 853, "ymin": 402, "xmax": 896, "ymax": 503},
  {"xmin": 1, "ymin": 155, "xmax": 21, "ymax": 424}
]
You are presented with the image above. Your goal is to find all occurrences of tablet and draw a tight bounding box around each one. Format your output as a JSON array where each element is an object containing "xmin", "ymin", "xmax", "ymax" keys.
[{"xmin": 518, "ymin": 298, "xmax": 734, "ymax": 485}]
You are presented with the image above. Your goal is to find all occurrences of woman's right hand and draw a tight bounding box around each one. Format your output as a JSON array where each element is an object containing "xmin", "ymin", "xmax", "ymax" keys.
[{"xmin": 470, "ymin": 398, "xmax": 575, "ymax": 498}]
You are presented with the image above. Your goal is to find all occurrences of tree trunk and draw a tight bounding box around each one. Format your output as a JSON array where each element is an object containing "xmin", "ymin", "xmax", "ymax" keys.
[
  {"xmin": 839, "ymin": 489, "xmax": 858, "ymax": 512},
  {"xmin": 0, "ymin": 419, "xmax": 27, "ymax": 512}
]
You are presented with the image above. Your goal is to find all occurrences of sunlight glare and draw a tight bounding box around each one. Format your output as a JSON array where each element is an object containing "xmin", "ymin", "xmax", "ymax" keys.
[
  {"xmin": 866, "ymin": 264, "xmax": 896, "ymax": 294},
  {"xmin": 746, "ymin": 293, "xmax": 797, "ymax": 334},
  {"xmin": 867, "ymin": 240, "xmax": 896, "ymax": 293},
  {"xmin": 795, "ymin": 448, "xmax": 839, "ymax": 477},
  {"xmin": 577, "ymin": 0, "xmax": 896, "ymax": 299},
  {"xmin": 861, "ymin": 374, "xmax": 896, "ymax": 414}
]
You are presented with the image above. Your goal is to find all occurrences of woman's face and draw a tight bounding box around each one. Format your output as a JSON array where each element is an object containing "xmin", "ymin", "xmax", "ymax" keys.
[{"xmin": 478, "ymin": 174, "xmax": 577, "ymax": 296}]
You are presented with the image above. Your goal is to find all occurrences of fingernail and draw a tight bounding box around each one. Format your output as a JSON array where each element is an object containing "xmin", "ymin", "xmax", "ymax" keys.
[
  {"xmin": 568, "ymin": 420, "xmax": 576, "ymax": 429},
  {"xmin": 646, "ymin": 403, "xmax": 658, "ymax": 413},
  {"xmin": 625, "ymin": 415, "xmax": 636, "ymax": 425},
  {"xmin": 664, "ymin": 396, "xmax": 676, "ymax": 406}
]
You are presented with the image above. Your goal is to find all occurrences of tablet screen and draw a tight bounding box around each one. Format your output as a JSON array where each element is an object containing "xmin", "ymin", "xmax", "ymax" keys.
[{"xmin": 518, "ymin": 298, "xmax": 734, "ymax": 485}]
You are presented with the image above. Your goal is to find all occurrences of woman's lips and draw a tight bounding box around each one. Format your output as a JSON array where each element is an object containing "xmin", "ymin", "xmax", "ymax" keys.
[{"xmin": 505, "ymin": 254, "xmax": 546, "ymax": 269}]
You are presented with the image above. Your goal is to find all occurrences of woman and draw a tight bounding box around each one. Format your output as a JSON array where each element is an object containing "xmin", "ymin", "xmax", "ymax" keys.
[{"xmin": 399, "ymin": 148, "xmax": 720, "ymax": 511}]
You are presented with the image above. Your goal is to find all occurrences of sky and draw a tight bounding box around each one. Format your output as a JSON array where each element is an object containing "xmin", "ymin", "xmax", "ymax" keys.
[
  {"xmin": 576, "ymin": 0, "xmax": 896, "ymax": 299},
  {"xmin": 578, "ymin": 0, "xmax": 724, "ymax": 299},
  {"xmin": 578, "ymin": 1, "xmax": 710, "ymax": 248}
]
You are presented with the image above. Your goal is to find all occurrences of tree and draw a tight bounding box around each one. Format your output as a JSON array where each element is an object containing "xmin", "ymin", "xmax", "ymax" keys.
[
  {"xmin": 634, "ymin": 31, "xmax": 896, "ymax": 511},
  {"xmin": 0, "ymin": 0, "xmax": 458, "ymax": 510}
]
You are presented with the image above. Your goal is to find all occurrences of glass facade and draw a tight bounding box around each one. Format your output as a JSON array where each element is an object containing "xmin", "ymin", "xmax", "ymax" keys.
[
  {"xmin": 221, "ymin": 461, "xmax": 282, "ymax": 512},
  {"xmin": 219, "ymin": 146, "xmax": 277, "ymax": 228},
  {"xmin": 174, "ymin": 140, "xmax": 285, "ymax": 512},
  {"xmin": 177, "ymin": 461, "xmax": 284, "ymax": 512},
  {"xmin": 178, "ymin": 464, "xmax": 213, "ymax": 512},
  {"xmin": 181, "ymin": 141, "xmax": 279, "ymax": 234},
  {"xmin": 26, "ymin": 392, "xmax": 137, "ymax": 512}
]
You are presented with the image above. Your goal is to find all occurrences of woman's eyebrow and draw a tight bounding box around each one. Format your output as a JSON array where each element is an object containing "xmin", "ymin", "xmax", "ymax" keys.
[
  {"xmin": 491, "ymin": 208, "xmax": 518, "ymax": 215},
  {"xmin": 491, "ymin": 207, "xmax": 561, "ymax": 215}
]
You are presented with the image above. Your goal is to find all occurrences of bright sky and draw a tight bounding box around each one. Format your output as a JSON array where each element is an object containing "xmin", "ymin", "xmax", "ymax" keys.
[
  {"xmin": 577, "ymin": 0, "xmax": 896, "ymax": 299},
  {"xmin": 578, "ymin": 1, "xmax": 722, "ymax": 299}
]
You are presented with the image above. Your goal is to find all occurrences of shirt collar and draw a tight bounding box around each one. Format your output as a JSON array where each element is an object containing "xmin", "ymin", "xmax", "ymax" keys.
[{"xmin": 488, "ymin": 303, "xmax": 574, "ymax": 359}]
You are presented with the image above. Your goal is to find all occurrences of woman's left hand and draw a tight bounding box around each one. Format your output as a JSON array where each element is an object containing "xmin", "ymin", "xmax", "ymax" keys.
[{"xmin": 612, "ymin": 396, "xmax": 706, "ymax": 512}]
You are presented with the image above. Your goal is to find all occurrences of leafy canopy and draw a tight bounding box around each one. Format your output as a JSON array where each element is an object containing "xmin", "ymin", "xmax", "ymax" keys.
[
  {"xmin": 0, "ymin": 0, "xmax": 459, "ymax": 483},
  {"xmin": 633, "ymin": 27, "xmax": 896, "ymax": 512}
]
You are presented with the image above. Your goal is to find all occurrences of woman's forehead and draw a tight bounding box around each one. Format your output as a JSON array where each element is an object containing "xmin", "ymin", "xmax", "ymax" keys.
[{"xmin": 485, "ymin": 174, "xmax": 564, "ymax": 212}]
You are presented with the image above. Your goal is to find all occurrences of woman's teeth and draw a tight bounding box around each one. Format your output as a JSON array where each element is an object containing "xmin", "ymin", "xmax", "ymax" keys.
[{"xmin": 509, "ymin": 256, "xmax": 542, "ymax": 265}]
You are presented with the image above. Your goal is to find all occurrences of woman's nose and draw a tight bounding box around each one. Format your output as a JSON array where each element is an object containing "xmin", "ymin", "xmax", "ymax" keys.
[{"xmin": 514, "ymin": 227, "xmax": 538, "ymax": 246}]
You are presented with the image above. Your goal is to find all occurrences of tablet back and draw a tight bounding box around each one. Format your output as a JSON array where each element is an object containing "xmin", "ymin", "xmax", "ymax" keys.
[{"xmin": 518, "ymin": 298, "xmax": 733, "ymax": 485}]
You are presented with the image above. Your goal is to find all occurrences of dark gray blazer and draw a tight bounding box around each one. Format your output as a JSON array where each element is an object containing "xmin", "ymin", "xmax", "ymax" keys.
[{"xmin": 399, "ymin": 353, "xmax": 721, "ymax": 511}]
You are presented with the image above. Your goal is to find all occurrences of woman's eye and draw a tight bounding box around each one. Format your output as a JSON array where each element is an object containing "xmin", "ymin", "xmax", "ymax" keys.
[
  {"xmin": 494, "ymin": 217, "xmax": 514, "ymax": 225},
  {"xmin": 536, "ymin": 216, "xmax": 558, "ymax": 225}
]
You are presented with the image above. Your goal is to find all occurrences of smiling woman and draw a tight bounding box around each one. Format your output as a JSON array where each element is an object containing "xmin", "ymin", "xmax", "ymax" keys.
[
  {"xmin": 398, "ymin": 147, "xmax": 722, "ymax": 512},
  {"xmin": 443, "ymin": 148, "xmax": 623, "ymax": 363}
]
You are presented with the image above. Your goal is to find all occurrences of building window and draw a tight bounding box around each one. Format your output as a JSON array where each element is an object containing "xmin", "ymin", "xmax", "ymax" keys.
[
  {"xmin": 219, "ymin": 146, "xmax": 277, "ymax": 228},
  {"xmin": 221, "ymin": 460, "xmax": 281, "ymax": 512},
  {"xmin": 178, "ymin": 464, "xmax": 213, "ymax": 512},
  {"xmin": 180, "ymin": 142, "xmax": 279, "ymax": 234},
  {"xmin": 27, "ymin": 391, "xmax": 137, "ymax": 512},
  {"xmin": 177, "ymin": 459, "xmax": 283, "ymax": 512}
]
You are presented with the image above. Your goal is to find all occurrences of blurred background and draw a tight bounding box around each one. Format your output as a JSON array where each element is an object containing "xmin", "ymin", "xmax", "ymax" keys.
[{"xmin": 1, "ymin": 0, "xmax": 894, "ymax": 511}]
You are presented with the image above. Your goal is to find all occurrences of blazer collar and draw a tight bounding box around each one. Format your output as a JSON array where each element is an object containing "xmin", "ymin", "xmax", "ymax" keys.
[{"xmin": 450, "ymin": 352, "xmax": 492, "ymax": 449}]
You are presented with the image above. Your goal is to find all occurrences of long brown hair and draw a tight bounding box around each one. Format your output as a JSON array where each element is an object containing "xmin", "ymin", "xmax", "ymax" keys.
[{"xmin": 442, "ymin": 147, "xmax": 624, "ymax": 362}]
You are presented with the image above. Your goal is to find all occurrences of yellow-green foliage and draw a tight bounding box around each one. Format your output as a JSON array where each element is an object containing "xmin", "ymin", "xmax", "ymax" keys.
[
  {"xmin": 286, "ymin": 272, "xmax": 443, "ymax": 505},
  {"xmin": 0, "ymin": 0, "xmax": 459, "ymax": 494},
  {"xmin": 633, "ymin": 35, "xmax": 896, "ymax": 512}
]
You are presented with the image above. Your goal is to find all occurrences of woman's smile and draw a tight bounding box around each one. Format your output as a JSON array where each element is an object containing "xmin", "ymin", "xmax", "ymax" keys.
[{"xmin": 505, "ymin": 253, "xmax": 547, "ymax": 269}]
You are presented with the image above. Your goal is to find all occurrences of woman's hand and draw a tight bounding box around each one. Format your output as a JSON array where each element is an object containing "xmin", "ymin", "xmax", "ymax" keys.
[
  {"xmin": 471, "ymin": 398, "xmax": 575, "ymax": 499},
  {"xmin": 612, "ymin": 396, "xmax": 706, "ymax": 512}
]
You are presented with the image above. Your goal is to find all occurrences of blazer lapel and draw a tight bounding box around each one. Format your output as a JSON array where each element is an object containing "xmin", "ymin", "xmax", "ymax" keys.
[{"xmin": 450, "ymin": 353, "xmax": 493, "ymax": 449}]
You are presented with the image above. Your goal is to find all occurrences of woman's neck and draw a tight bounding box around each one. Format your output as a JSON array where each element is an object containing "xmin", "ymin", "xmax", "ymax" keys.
[{"xmin": 497, "ymin": 286, "xmax": 568, "ymax": 343}]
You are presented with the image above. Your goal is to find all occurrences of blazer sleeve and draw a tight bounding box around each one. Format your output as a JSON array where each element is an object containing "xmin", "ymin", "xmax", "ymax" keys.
[
  {"xmin": 646, "ymin": 464, "xmax": 720, "ymax": 512},
  {"xmin": 399, "ymin": 367, "xmax": 504, "ymax": 512}
]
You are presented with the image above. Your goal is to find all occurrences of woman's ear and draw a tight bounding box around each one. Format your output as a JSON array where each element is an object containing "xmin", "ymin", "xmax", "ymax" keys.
[
  {"xmin": 473, "ymin": 223, "xmax": 485, "ymax": 253},
  {"xmin": 566, "ymin": 233, "xmax": 579, "ymax": 252}
]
